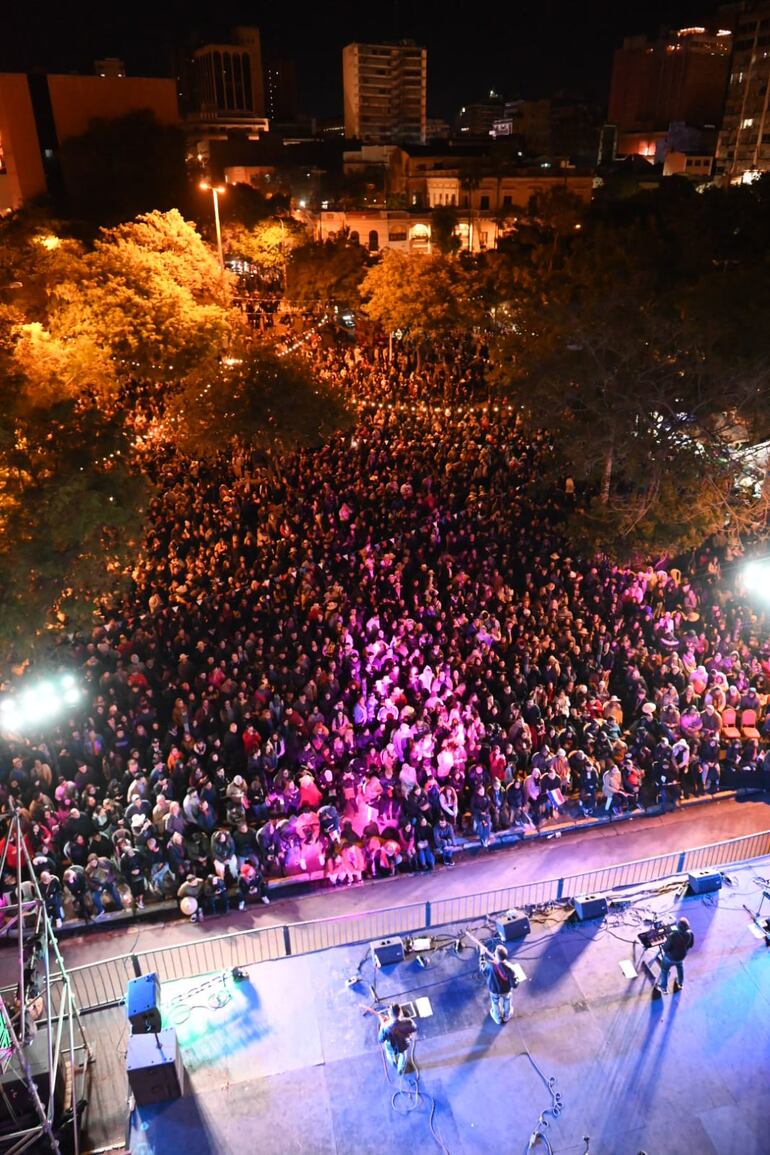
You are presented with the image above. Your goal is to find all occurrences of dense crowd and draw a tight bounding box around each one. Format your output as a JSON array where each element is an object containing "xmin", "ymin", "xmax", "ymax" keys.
[{"xmin": 1, "ymin": 329, "xmax": 769, "ymax": 928}]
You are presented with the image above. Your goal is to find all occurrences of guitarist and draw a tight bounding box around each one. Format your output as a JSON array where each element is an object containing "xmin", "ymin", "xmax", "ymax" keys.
[
  {"xmin": 371, "ymin": 1004, "xmax": 416, "ymax": 1075},
  {"xmin": 480, "ymin": 944, "xmax": 519, "ymax": 1024}
]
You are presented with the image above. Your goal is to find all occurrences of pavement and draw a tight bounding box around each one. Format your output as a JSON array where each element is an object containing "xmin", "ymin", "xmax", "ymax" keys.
[{"xmin": 53, "ymin": 790, "xmax": 770, "ymax": 972}]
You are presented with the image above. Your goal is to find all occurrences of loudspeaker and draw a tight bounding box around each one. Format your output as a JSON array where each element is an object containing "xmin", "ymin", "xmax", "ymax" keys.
[
  {"xmin": 370, "ymin": 937, "xmax": 405, "ymax": 968},
  {"xmin": 495, "ymin": 910, "xmax": 531, "ymax": 942},
  {"xmin": 126, "ymin": 1028, "xmax": 184, "ymax": 1105},
  {"xmin": 573, "ymin": 894, "xmax": 608, "ymax": 921},
  {"xmin": 0, "ymin": 1030, "xmax": 65, "ymax": 1136},
  {"xmin": 687, "ymin": 869, "xmax": 722, "ymax": 895},
  {"xmin": 127, "ymin": 972, "xmax": 162, "ymax": 1034}
]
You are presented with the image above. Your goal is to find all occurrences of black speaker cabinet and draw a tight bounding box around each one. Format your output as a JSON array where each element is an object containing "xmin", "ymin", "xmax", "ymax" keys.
[
  {"xmin": 688, "ymin": 869, "xmax": 722, "ymax": 895},
  {"xmin": 573, "ymin": 893, "xmax": 609, "ymax": 921},
  {"xmin": 495, "ymin": 910, "xmax": 531, "ymax": 942},
  {"xmin": 126, "ymin": 1028, "xmax": 184, "ymax": 1105},
  {"xmin": 127, "ymin": 972, "xmax": 162, "ymax": 1034},
  {"xmin": 370, "ymin": 937, "xmax": 405, "ymax": 968},
  {"xmin": 0, "ymin": 1029, "xmax": 65, "ymax": 1138}
]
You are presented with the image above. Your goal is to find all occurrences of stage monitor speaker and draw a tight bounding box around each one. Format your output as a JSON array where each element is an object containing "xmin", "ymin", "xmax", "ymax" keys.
[
  {"xmin": 126, "ymin": 1027, "xmax": 184, "ymax": 1105},
  {"xmin": 573, "ymin": 894, "xmax": 608, "ymax": 921},
  {"xmin": 495, "ymin": 910, "xmax": 531, "ymax": 942},
  {"xmin": 370, "ymin": 937, "xmax": 405, "ymax": 968},
  {"xmin": 687, "ymin": 869, "xmax": 722, "ymax": 895},
  {"xmin": 127, "ymin": 972, "xmax": 162, "ymax": 1034}
]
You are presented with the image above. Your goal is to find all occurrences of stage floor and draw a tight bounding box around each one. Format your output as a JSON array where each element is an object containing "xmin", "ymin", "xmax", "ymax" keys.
[{"xmin": 88, "ymin": 856, "xmax": 770, "ymax": 1155}]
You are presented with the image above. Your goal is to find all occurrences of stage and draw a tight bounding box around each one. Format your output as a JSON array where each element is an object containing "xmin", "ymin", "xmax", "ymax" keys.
[{"xmin": 84, "ymin": 857, "xmax": 770, "ymax": 1155}]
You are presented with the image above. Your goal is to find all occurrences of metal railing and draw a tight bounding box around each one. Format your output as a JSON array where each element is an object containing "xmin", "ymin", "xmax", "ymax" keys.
[{"xmin": 35, "ymin": 827, "xmax": 770, "ymax": 1014}]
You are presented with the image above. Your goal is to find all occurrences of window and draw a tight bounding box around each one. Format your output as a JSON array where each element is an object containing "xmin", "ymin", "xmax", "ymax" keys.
[
  {"xmin": 503, "ymin": 194, "xmax": 512, "ymax": 207},
  {"xmin": 368, "ymin": 229, "xmax": 379, "ymax": 251},
  {"xmin": 742, "ymin": 117, "xmax": 754, "ymax": 128},
  {"xmin": 480, "ymin": 194, "xmax": 490, "ymax": 209}
]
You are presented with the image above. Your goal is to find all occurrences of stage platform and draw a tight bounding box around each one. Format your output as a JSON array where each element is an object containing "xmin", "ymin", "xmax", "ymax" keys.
[{"xmin": 84, "ymin": 857, "xmax": 770, "ymax": 1155}]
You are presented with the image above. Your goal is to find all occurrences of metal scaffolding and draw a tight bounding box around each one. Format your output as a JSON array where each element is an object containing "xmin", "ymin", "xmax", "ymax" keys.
[{"xmin": 0, "ymin": 812, "xmax": 93, "ymax": 1154}]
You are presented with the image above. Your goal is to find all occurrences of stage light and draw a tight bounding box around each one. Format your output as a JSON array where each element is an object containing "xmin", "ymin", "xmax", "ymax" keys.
[{"xmin": 743, "ymin": 558, "xmax": 770, "ymax": 597}]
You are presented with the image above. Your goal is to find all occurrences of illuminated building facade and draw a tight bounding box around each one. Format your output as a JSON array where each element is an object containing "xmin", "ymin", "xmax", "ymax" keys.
[
  {"xmin": 716, "ymin": 2, "xmax": 770, "ymax": 180},
  {"xmin": 343, "ymin": 41, "xmax": 427, "ymax": 144}
]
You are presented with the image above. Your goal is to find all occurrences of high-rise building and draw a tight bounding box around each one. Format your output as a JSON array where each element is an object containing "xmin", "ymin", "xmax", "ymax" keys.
[
  {"xmin": 342, "ymin": 41, "xmax": 427, "ymax": 143},
  {"xmin": 716, "ymin": 2, "xmax": 770, "ymax": 180},
  {"xmin": 192, "ymin": 25, "xmax": 265, "ymax": 124},
  {"xmin": 609, "ymin": 26, "xmax": 732, "ymax": 145},
  {"xmin": 264, "ymin": 58, "xmax": 298, "ymax": 123}
]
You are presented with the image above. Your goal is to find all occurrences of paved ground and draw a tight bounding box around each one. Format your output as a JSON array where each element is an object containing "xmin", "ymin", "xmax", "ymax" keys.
[
  {"xmin": 78, "ymin": 852, "xmax": 770, "ymax": 1155},
  {"xmin": 56, "ymin": 792, "xmax": 770, "ymax": 970}
]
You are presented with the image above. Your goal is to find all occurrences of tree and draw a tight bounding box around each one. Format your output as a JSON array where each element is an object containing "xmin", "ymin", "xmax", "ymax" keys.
[
  {"xmin": 224, "ymin": 218, "xmax": 307, "ymax": 290},
  {"xmin": 167, "ymin": 347, "xmax": 352, "ymax": 458},
  {"xmin": 360, "ymin": 250, "xmax": 465, "ymax": 363},
  {"xmin": 492, "ymin": 221, "xmax": 770, "ymax": 559},
  {"xmin": 430, "ymin": 205, "xmax": 460, "ymax": 255},
  {"xmin": 50, "ymin": 209, "xmax": 237, "ymax": 386},
  {"xmin": 286, "ymin": 234, "xmax": 368, "ymax": 308}
]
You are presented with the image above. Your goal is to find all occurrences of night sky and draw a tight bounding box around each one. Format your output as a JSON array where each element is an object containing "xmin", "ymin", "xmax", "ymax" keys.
[{"xmin": 2, "ymin": 0, "xmax": 723, "ymax": 117}]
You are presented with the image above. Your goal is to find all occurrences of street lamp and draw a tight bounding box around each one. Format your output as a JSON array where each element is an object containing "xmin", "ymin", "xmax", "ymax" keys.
[{"xmin": 200, "ymin": 180, "xmax": 226, "ymax": 276}]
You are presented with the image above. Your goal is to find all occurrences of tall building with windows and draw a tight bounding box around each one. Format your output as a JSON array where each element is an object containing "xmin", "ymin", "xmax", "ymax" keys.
[
  {"xmin": 716, "ymin": 2, "xmax": 770, "ymax": 180},
  {"xmin": 609, "ymin": 25, "xmax": 732, "ymax": 156},
  {"xmin": 342, "ymin": 41, "xmax": 427, "ymax": 144},
  {"xmin": 192, "ymin": 25, "xmax": 265, "ymax": 125}
]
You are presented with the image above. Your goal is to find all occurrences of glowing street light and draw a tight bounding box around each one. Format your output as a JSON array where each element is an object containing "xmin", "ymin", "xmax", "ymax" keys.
[
  {"xmin": 200, "ymin": 180, "xmax": 226, "ymax": 276},
  {"xmin": 0, "ymin": 673, "xmax": 81, "ymax": 733}
]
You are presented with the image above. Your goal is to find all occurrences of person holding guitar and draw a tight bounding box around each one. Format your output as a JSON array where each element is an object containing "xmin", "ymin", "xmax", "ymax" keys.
[
  {"xmin": 465, "ymin": 931, "xmax": 519, "ymax": 1024},
  {"xmin": 363, "ymin": 1003, "xmax": 416, "ymax": 1075}
]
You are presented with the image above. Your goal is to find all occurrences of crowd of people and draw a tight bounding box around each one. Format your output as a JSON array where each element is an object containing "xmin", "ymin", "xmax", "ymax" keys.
[{"xmin": 1, "ymin": 326, "xmax": 769, "ymax": 929}]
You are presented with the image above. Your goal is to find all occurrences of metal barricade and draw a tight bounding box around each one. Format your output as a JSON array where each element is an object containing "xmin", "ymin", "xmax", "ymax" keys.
[
  {"xmin": 38, "ymin": 827, "xmax": 770, "ymax": 1012},
  {"xmin": 287, "ymin": 902, "xmax": 426, "ymax": 956},
  {"xmin": 682, "ymin": 830, "xmax": 770, "ymax": 874},
  {"xmin": 429, "ymin": 878, "xmax": 561, "ymax": 928},
  {"xmin": 558, "ymin": 852, "xmax": 684, "ymax": 899}
]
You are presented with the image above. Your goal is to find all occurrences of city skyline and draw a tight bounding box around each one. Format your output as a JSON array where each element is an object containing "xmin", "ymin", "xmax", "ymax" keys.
[{"xmin": 2, "ymin": 0, "xmax": 722, "ymax": 118}]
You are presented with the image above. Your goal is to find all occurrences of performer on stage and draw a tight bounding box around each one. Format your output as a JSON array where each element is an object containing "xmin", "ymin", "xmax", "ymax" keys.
[
  {"xmin": 481, "ymin": 943, "xmax": 519, "ymax": 1024},
  {"xmin": 653, "ymin": 917, "xmax": 694, "ymax": 996},
  {"xmin": 376, "ymin": 1004, "xmax": 416, "ymax": 1074}
]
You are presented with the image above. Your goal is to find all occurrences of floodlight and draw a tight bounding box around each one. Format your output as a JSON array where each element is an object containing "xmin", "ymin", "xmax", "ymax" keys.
[{"xmin": 743, "ymin": 558, "xmax": 770, "ymax": 597}]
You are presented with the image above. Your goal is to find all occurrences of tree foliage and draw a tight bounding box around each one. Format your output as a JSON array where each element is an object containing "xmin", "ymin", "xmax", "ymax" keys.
[
  {"xmin": 167, "ymin": 347, "xmax": 352, "ymax": 458},
  {"xmin": 360, "ymin": 250, "xmax": 466, "ymax": 345},
  {"xmin": 286, "ymin": 234, "xmax": 368, "ymax": 307},
  {"xmin": 491, "ymin": 191, "xmax": 770, "ymax": 559}
]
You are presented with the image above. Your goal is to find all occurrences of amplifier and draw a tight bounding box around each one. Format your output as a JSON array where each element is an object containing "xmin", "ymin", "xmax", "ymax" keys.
[
  {"xmin": 688, "ymin": 869, "xmax": 722, "ymax": 895},
  {"xmin": 495, "ymin": 910, "xmax": 531, "ymax": 942},
  {"xmin": 573, "ymin": 894, "xmax": 608, "ymax": 921},
  {"xmin": 126, "ymin": 1027, "xmax": 184, "ymax": 1105},
  {"xmin": 370, "ymin": 937, "xmax": 405, "ymax": 968},
  {"xmin": 127, "ymin": 972, "xmax": 162, "ymax": 1034}
]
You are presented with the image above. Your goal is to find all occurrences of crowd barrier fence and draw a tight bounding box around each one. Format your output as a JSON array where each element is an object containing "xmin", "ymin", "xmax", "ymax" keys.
[{"xmin": 21, "ymin": 827, "xmax": 770, "ymax": 1014}]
